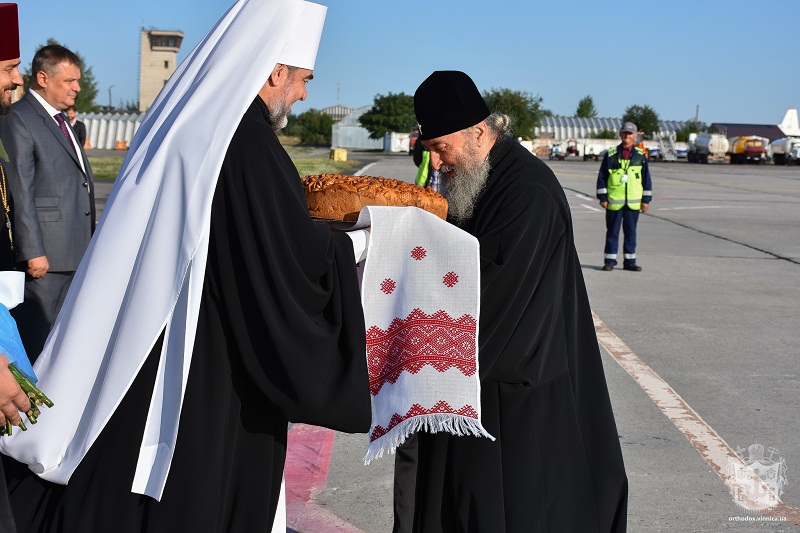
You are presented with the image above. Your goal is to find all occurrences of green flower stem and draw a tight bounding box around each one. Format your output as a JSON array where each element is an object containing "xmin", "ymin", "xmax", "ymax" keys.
[{"xmin": 1, "ymin": 364, "xmax": 54, "ymax": 436}]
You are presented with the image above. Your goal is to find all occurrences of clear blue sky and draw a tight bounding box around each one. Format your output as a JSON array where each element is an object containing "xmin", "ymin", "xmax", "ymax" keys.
[{"xmin": 17, "ymin": 0, "xmax": 798, "ymax": 125}]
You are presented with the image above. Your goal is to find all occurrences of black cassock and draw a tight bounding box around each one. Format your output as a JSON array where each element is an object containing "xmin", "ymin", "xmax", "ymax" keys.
[
  {"xmin": 3, "ymin": 97, "xmax": 371, "ymax": 532},
  {"xmin": 413, "ymin": 140, "xmax": 628, "ymax": 532}
]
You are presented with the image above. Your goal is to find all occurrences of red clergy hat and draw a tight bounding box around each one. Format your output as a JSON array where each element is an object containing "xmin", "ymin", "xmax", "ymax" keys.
[{"xmin": 0, "ymin": 3, "xmax": 20, "ymax": 61}]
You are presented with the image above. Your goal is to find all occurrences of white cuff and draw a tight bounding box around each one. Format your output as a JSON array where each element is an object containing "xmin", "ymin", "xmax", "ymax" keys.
[
  {"xmin": 0, "ymin": 271, "xmax": 25, "ymax": 309},
  {"xmin": 345, "ymin": 229, "xmax": 370, "ymax": 263}
]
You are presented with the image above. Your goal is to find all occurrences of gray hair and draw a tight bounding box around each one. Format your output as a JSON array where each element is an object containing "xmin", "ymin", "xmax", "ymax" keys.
[{"xmin": 484, "ymin": 112, "xmax": 514, "ymax": 139}]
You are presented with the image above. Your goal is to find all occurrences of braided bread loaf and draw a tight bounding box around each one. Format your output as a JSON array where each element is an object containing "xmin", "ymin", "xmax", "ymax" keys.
[{"xmin": 300, "ymin": 174, "xmax": 448, "ymax": 221}]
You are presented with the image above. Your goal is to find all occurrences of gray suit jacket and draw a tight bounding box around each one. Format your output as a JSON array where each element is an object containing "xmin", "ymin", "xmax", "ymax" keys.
[{"xmin": 0, "ymin": 91, "xmax": 95, "ymax": 271}]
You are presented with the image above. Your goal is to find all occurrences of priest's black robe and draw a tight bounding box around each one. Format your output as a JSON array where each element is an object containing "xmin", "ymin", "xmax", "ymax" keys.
[
  {"xmin": 413, "ymin": 139, "xmax": 628, "ymax": 532},
  {"xmin": 3, "ymin": 97, "xmax": 372, "ymax": 532},
  {"xmin": 0, "ymin": 156, "xmax": 16, "ymax": 271}
]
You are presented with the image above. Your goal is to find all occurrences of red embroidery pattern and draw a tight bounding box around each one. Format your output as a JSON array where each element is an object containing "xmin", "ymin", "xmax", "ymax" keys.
[
  {"xmin": 380, "ymin": 278, "xmax": 396, "ymax": 294},
  {"xmin": 442, "ymin": 271, "xmax": 459, "ymax": 287},
  {"xmin": 370, "ymin": 401, "xmax": 480, "ymax": 441},
  {"xmin": 366, "ymin": 308, "xmax": 477, "ymax": 395},
  {"xmin": 411, "ymin": 246, "xmax": 427, "ymax": 261}
]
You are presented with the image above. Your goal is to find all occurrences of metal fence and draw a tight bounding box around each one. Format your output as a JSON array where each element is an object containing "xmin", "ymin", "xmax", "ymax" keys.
[
  {"xmin": 331, "ymin": 105, "xmax": 383, "ymax": 150},
  {"xmin": 536, "ymin": 116, "xmax": 686, "ymax": 140},
  {"xmin": 86, "ymin": 110, "xmax": 690, "ymax": 153},
  {"xmin": 79, "ymin": 112, "xmax": 147, "ymax": 150}
]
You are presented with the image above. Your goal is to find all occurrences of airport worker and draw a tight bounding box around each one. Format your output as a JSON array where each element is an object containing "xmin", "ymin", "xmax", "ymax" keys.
[{"xmin": 596, "ymin": 121, "xmax": 653, "ymax": 271}]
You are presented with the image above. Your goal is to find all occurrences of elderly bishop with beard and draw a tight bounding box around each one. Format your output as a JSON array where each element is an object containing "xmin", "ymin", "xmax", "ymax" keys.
[
  {"xmin": 406, "ymin": 71, "xmax": 628, "ymax": 532},
  {"xmin": 0, "ymin": 1, "xmax": 371, "ymax": 531}
]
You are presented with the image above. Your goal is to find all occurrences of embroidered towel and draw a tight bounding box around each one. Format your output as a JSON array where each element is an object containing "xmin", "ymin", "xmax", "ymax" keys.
[{"xmin": 356, "ymin": 206, "xmax": 493, "ymax": 463}]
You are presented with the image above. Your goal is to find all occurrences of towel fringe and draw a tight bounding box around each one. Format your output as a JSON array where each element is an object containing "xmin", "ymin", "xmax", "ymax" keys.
[{"xmin": 363, "ymin": 414, "xmax": 494, "ymax": 465}]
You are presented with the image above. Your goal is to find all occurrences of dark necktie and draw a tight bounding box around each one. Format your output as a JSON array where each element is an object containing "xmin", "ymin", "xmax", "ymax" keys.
[{"xmin": 54, "ymin": 113, "xmax": 77, "ymax": 155}]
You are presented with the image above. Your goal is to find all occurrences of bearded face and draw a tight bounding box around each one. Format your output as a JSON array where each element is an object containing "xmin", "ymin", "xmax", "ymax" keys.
[
  {"xmin": 1, "ymin": 59, "xmax": 23, "ymax": 117},
  {"xmin": 1, "ymin": 79, "xmax": 16, "ymax": 117},
  {"xmin": 440, "ymin": 134, "xmax": 491, "ymax": 226},
  {"xmin": 267, "ymin": 78, "xmax": 293, "ymax": 131}
]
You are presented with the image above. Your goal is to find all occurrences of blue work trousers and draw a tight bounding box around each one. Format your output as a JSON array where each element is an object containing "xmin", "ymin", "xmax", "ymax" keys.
[{"xmin": 604, "ymin": 207, "xmax": 640, "ymax": 266}]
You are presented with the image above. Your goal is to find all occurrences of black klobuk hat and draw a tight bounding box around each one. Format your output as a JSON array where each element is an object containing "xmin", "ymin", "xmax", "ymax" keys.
[{"xmin": 414, "ymin": 70, "xmax": 490, "ymax": 141}]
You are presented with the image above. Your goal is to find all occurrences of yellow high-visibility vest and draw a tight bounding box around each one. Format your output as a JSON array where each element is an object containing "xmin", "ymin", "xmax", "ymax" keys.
[
  {"xmin": 415, "ymin": 150, "xmax": 430, "ymax": 187},
  {"xmin": 606, "ymin": 146, "xmax": 645, "ymax": 211}
]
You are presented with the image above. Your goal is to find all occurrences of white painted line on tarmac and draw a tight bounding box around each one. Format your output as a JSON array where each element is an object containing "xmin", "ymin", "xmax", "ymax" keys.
[
  {"xmin": 657, "ymin": 205, "xmax": 729, "ymax": 211},
  {"xmin": 593, "ymin": 312, "xmax": 800, "ymax": 525},
  {"xmin": 580, "ymin": 204, "xmax": 603, "ymax": 212},
  {"xmin": 575, "ymin": 193, "xmax": 594, "ymax": 201},
  {"xmin": 355, "ymin": 163, "xmax": 376, "ymax": 176}
]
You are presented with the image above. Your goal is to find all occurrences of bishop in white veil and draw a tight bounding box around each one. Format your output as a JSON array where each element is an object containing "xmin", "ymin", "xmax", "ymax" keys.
[{"xmin": 0, "ymin": 1, "xmax": 372, "ymax": 530}]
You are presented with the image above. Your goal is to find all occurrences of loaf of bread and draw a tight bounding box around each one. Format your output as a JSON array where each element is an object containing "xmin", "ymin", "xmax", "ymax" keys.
[{"xmin": 300, "ymin": 174, "xmax": 448, "ymax": 221}]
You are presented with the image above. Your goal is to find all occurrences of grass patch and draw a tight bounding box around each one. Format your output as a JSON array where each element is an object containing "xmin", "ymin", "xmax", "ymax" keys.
[
  {"xmin": 294, "ymin": 158, "xmax": 358, "ymax": 176},
  {"xmin": 88, "ymin": 156, "xmax": 126, "ymax": 180},
  {"xmin": 88, "ymin": 151, "xmax": 360, "ymax": 181},
  {"xmin": 278, "ymin": 135, "xmax": 301, "ymax": 146}
]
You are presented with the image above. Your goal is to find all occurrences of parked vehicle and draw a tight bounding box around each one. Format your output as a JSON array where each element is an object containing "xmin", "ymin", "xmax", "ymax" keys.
[
  {"xmin": 728, "ymin": 136, "xmax": 769, "ymax": 164},
  {"xmin": 548, "ymin": 141, "xmax": 565, "ymax": 160},
  {"xmin": 549, "ymin": 139, "xmax": 581, "ymax": 160},
  {"xmin": 770, "ymin": 137, "xmax": 800, "ymax": 165},
  {"xmin": 408, "ymin": 128, "xmax": 419, "ymax": 155},
  {"xmin": 653, "ymin": 132, "xmax": 678, "ymax": 162},
  {"xmin": 687, "ymin": 133, "xmax": 729, "ymax": 163},
  {"xmin": 635, "ymin": 141, "xmax": 650, "ymax": 160},
  {"xmin": 565, "ymin": 139, "xmax": 580, "ymax": 158},
  {"xmin": 581, "ymin": 139, "xmax": 617, "ymax": 161},
  {"xmin": 648, "ymin": 147, "xmax": 661, "ymax": 161}
]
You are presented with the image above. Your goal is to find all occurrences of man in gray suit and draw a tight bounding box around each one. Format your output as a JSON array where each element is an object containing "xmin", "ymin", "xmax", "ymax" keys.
[{"xmin": 0, "ymin": 44, "xmax": 95, "ymax": 360}]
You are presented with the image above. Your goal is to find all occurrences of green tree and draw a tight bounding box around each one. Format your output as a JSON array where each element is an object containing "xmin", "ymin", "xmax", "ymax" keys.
[
  {"xmin": 359, "ymin": 92, "xmax": 416, "ymax": 140},
  {"xmin": 295, "ymin": 108, "xmax": 333, "ymax": 146},
  {"xmin": 575, "ymin": 95, "xmax": 597, "ymax": 118},
  {"xmin": 282, "ymin": 113, "xmax": 300, "ymax": 137},
  {"xmin": 675, "ymin": 118, "xmax": 707, "ymax": 142},
  {"xmin": 593, "ymin": 129, "xmax": 618, "ymax": 139},
  {"xmin": 23, "ymin": 38, "xmax": 99, "ymax": 112},
  {"xmin": 621, "ymin": 104, "xmax": 660, "ymax": 139},
  {"xmin": 119, "ymin": 99, "xmax": 141, "ymax": 114},
  {"xmin": 482, "ymin": 87, "xmax": 550, "ymax": 139}
]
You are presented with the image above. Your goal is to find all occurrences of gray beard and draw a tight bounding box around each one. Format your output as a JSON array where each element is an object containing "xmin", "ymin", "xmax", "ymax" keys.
[
  {"xmin": 267, "ymin": 100, "xmax": 289, "ymax": 131},
  {"xmin": 442, "ymin": 156, "xmax": 491, "ymax": 226},
  {"xmin": 267, "ymin": 78, "xmax": 293, "ymax": 131}
]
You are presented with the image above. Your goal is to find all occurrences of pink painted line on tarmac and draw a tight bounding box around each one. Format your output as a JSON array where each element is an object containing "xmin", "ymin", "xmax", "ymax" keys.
[
  {"xmin": 285, "ymin": 424, "xmax": 336, "ymax": 504},
  {"xmin": 285, "ymin": 424, "xmax": 366, "ymax": 533}
]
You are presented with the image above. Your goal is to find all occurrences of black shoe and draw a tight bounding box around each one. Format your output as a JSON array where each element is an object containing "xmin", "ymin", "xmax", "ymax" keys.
[
  {"xmin": 623, "ymin": 264, "xmax": 642, "ymax": 272},
  {"xmin": 601, "ymin": 263, "xmax": 614, "ymax": 271}
]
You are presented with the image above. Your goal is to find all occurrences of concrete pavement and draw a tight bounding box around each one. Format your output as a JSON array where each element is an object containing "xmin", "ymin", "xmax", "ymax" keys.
[
  {"xmin": 287, "ymin": 154, "xmax": 800, "ymax": 532},
  {"xmin": 90, "ymin": 150, "xmax": 800, "ymax": 532}
]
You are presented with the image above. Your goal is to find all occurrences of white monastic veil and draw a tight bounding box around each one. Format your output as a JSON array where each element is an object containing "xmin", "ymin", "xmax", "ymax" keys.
[{"xmin": 0, "ymin": 0, "xmax": 327, "ymax": 513}]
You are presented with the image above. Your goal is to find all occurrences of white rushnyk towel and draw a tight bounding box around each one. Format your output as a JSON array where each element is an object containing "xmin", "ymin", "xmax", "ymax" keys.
[{"xmin": 355, "ymin": 206, "xmax": 494, "ymax": 463}]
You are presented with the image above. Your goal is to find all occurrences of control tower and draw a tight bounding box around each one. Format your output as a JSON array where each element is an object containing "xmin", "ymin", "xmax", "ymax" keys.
[{"xmin": 138, "ymin": 29, "xmax": 183, "ymax": 112}]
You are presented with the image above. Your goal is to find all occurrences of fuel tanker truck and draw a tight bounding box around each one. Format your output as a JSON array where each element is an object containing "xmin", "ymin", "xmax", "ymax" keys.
[
  {"xmin": 728, "ymin": 136, "xmax": 769, "ymax": 164},
  {"xmin": 770, "ymin": 137, "xmax": 800, "ymax": 165},
  {"xmin": 687, "ymin": 133, "xmax": 729, "ymax": 163}
]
